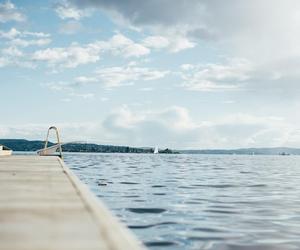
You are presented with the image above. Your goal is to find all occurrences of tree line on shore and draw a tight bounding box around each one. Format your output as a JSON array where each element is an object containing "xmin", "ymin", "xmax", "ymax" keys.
[{"xmin": 0, "ymin": 139, "xmax": 178, "ymax": 154}]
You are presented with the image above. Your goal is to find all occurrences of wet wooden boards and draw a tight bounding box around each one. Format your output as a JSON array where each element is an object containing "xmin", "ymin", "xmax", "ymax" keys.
[{"xmin": 0, "ymin": 155, "xmax": 145, "ymax": 250}]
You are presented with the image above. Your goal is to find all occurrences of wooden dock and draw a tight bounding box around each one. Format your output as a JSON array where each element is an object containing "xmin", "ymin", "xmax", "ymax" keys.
[{"xmin": 0, "ymin": 155, "xmax": 145, "ymax": 250}]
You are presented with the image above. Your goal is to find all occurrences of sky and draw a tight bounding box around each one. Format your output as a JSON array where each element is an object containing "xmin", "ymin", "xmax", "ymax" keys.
[{"xmin": 1, "ymin": 0, "xmax": 300, "ymax": 149}]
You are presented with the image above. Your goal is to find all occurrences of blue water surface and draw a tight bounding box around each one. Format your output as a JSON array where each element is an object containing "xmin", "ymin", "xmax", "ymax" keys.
[{"xmin": 63, "ymin": 153, "xmax": 300, "ymax": 250}]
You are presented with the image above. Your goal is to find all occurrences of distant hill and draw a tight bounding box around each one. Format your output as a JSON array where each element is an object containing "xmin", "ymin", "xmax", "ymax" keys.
[
  {"xmin": 62, "ymin": 142, "xmax": 154, "ymax": 153},
  {"xmin": 179, "ymin": 147, "xmax": 300, "ymax": 155},
  {"xmin": 0, "ymin": 139, "xmax": 51, "ymax": 152},
  {"xmin": 1, "ymin": 139, "xmax": 299, "ymax": 155},
  {"xmin": 0, "ymin": 139, "xmax": 176, "ymax": 154}
]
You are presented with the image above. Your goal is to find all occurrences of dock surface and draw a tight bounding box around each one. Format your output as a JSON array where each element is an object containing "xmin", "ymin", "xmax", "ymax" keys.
[{"xmin": 0, "ymin": 155, "xmax": 145, "ymax": 250}]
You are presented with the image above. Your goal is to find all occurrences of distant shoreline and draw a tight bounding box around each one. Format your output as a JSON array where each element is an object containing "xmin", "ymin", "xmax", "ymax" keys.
[
  {"xmin": 1, "ymin": 139, "xmax": 299, "ymax": 155},
  {"xmin": 0, "ymin": 139, "xmax": 178, "ymax": 154}
]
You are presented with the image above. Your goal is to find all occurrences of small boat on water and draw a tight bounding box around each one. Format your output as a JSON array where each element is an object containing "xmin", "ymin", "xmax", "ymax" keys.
[
  {"xmin": 154, "ymin": 146, "xmax": 159, "ymax": 154},
  {"xmin": 0, "ymin": 145, "xmax": 12, "ymax": 156}
]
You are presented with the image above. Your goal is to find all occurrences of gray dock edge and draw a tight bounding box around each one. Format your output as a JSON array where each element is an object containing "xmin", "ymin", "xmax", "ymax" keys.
[{"xmin": 58, "ymin": 157, "xmax": 146, "ymax": 250}]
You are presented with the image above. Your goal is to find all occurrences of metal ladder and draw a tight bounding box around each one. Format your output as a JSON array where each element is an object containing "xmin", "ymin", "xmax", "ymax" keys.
[{"xmin": 37, "ymin": 126, "xmax": 63, "ymax": 158}]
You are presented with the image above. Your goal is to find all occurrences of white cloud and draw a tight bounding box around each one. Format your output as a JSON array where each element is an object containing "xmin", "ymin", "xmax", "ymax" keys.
[
  {"xmin": 64, "ymin": 0, "xmax": 300, "ymax": 55},
  {"xmin": 32, "ymin": 33, "xmax": 151, "ymax": 69},
  {"xmin": 168, "ymin": 36, "xmax": 196, "ymax": 52},
  {"xmin": 0, "ymin": 28, "xmax": 50, "ymax": 39},
  {"xmin": 183, "ymin": 81, "xmax": 240, "ymax": 92},
  {"xmin": 180, "ymin": 58, "xmax": 252, "ymax": 91},
  {"xmin": 211, "ymin": 114, "xmax": 292, "ymax": 148},
  {"xmin": 59, "ymin": 1, "xmax": 200, "ymax": 53},
  {"xmin": 95, "ymin": 65, "xmax": 169, "ymax": 88},
  {"xmin": 64, "ymin": 0, "xmax": 300, "ymax": 83},
  {"xmin": 54, "ymin": 1, "xmax": 91, "ymax": 20},
  {"xmin": 142, "ymin": 35, "xmax": 195, "ymax": 52},
  {"xmin": 74, "ymin": 76, "xmax": 98, "ymax": 84},
  {"xmin": 0, "ymin": 107, "xmax": 298, "ymax": 148},
  {"xmin": 109, "ymin": 34, "xmax": 150, "ymax": 57},
  {"xmin": 179, "ymin": 57, "xmax": 300, "ymax": 96},
  {"xmin": 0, "ymin": 44, "xmax": 36, "ymax": 69},
  {"xmin": 2, "ymin": 46, "xmax": 23, "ymax": 57},
  {"xmin": 11, "ymin": 38, "xmax": 51, "ymax": 47},
  {"xmin": 0, "ymin": 27, "xmax": 20, "ymax": 39},
  {"xmin": 32, "ymin": 44, "xmax": 101, "ymax": 68},
  {"xmin": 122, "ymin": 42, "xmax": 150, "ymax": 57},
  {"xmin": 56, "ymin": 1, "xmax": 196, "ymax": 52},
  {"xmin": 22, "ymin": 31, "xmax": 50, "ymax": 38},
  {"xmin": 0, "ymin": 1, "xmax": 25, "ymax": 23},
  {"xmin": 43, "ymin": 63, "xmax": 168, "ymax": 89},
  {"xmin": 142, "ymin": 36, "xmax": 170, "ymax": 49},
  {"xmin": 102, "ymin": 106, "xmax": 297, "ymax": 148},
  {"xmin": 0, "ymin": 28, "xmax": 51, "ymax": 50},
  {"xmin": 180, "ymin": 64, "xmax": 195, "ymax": 71}
]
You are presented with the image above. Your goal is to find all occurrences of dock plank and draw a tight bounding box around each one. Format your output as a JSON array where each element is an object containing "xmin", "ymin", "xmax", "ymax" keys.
[{"xmin": 0, "ymin": 156, "xmax": 145, "ymax": 250}]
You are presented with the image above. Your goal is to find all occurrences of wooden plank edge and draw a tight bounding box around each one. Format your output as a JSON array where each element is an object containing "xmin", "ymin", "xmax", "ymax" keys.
[{"xmin": 57, "ymin": 157, "xmax": 146, "ymax": 250}]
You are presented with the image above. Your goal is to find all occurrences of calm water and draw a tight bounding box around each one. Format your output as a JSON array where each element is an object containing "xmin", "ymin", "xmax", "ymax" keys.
[{"xmin": 63, "ymin": 153, "xmax": 300, "ymax": 250}]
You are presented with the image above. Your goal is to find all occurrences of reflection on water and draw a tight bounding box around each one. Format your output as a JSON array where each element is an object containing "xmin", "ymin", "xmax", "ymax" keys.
[{"xmin": 64, "ymin": 153, "xmax": 300, "ymax": 250}]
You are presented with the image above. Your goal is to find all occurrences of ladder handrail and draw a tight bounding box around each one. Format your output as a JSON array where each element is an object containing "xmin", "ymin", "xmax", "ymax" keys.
[{"xmin": 43, "ymin": 126, "xmax": 63, "ymax": 158}]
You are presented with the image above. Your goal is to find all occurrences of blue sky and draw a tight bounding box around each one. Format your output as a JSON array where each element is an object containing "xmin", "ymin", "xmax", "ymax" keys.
[{"xmin": 1, "ymin": 0, "xmax": 300, "ymax": 149}]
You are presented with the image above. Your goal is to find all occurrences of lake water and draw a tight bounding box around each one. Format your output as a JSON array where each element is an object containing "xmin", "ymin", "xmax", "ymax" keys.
[{"xmin": 63, "ymin": 153, "xmax": 300, "ymax": 250}]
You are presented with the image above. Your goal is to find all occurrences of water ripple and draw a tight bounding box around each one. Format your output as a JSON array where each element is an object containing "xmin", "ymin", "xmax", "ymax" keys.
[
  {"xmin": 127, "ymin": 208, "xmax": 167, "ymax": 214},
  {"xmin": 145, "ymin": 241, "xmax": 177, "ymax": 247},
  {"xmin": 129, "ymin": 222, "xmax": 177, "ymax": 229},
  {"xmin": 64, "ymin": 153, "xmax": 300, "ymax": 250}
]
